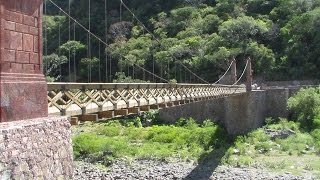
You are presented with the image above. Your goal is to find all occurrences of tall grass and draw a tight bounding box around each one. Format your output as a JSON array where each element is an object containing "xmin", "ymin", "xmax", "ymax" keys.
[
  {"xmin": 223, "ymin": 119, "xmax": 319, "ymax": 166},
  {"xmin": 73, "ymin": 118, "xmax": 227, "ymax": 165}
]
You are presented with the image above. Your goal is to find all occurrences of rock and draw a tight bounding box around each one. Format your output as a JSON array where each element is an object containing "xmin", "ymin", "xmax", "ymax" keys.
[
  {"xmin": 103, "ymin": 150, "xmax": 113, "ymax": 156},
  {"xmin": 73, "ymin": 160, "xmax": 308, "ymax": 180},
  {"xmin": 265, "ymin": 129, "xmax": 296, "ymax": 139},
  {"xmin": 1, "ymin": 170, "xmax": 11, "ymax": 180},
  {"xmin": 233, "ymin": 148, "xmax": 240, "ymax": 154}
]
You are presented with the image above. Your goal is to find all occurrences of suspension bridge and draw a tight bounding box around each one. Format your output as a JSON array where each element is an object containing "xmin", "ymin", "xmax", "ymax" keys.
[
  {"xmin": 41, "ymin": 0, "xmax": 253, "ymax": 124},
  {"xmin": 0, "ymin": 1, "xmax": 296, "ymax": 179}
]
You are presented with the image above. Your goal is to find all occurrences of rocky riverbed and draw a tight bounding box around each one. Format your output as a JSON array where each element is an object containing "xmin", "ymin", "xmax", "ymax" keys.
[{"xmin": 73, "ymin": 159, "xmax": 314, "ymax": 180}]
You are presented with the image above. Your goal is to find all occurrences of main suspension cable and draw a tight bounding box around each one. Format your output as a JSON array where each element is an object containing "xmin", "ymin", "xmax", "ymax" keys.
[
  {"xmin": 134, "ymin": 64, "xmax": 169, "ymax": 83},
  {"xmin": 177, "ymin": 61, "xmax": 209, "ymax": 84},
  {"xmin": 120, "ymin": 1, "xmax": 237, "ymax": 85},
  {"xmin": 232, "ymin": 58, "xmax": 249, "ymax": 86},
  {"xmin": 213, "ymin": 60, "xmax": 234, "ymax": 84}
]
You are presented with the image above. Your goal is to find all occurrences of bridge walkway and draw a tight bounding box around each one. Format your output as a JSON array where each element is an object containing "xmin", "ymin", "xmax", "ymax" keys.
[{"xmin": 47, "ymin": 83, "xmax": 246, "ymax": 124}]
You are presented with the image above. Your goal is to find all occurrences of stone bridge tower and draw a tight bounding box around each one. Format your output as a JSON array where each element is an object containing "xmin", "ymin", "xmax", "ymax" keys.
[
  {"xmin": 0, "ymin": 1, "xmax": 73, "ymax": 179},
  {"xmin": 0, "ymin": 0, "xmax": 47, "ymax": 122}
]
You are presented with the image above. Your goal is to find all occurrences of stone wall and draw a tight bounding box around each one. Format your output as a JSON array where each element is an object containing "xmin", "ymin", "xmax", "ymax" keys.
[
  {"xmin": 159, "ymin": 98, "xmax": 225, "ymax": 125},
  {"xmin": 159, "ymin": 91, "xmax": 266, "ymax": 135},
  {"xmin": 159, "ymin": 88, "xmax": 311, "ymax": 135},
  {"xmin": 265, "ymin": 88, "xmax": 290, "ymax": 119},
  {"xmin": 224, "ymin": 91, "xmax": 266, "ymax": 134},
  {"xmin": 0, "ymin": 117, "xmax": 73, "ymax": 179},
  {"xmin": 262, "ymin": 80, "xmax": 319, "ymax": 87}
]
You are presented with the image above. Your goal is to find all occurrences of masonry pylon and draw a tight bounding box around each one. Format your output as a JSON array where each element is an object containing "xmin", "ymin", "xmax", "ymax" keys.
[
  {"xmin": 246, "ymin": 57, "xmax": 253, "ymax": 92},
  {"xmin": 231, "ymin": 58, "xmax": 237, "ymax": 84},
  {"xmin": 0, "ymin": 0, "xmax": 48, "ymax": 122}
]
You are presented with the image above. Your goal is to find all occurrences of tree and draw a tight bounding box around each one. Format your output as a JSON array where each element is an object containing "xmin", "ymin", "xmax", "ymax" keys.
[
  {"xmin": 246, "ymin": 42, "xmax": 275, "ymax": 75},
  {"xmin": 109, "ymin": 33, "xmax": 152, "ymax": 68},
  {"xmin": 270, "ymin": 0, "xmax": 320, "ymax": 24},
  {"xmin": 218, "ymin": 16, "xmax": 270, "ymax": 44},
  {"xmin": 79, "ymin": 57, "xmax": 101, "ymax": 82},
  {"xmin": 215, "ymin": 0, "xmax": 247, "ymax": 19},
  {"xmin": 44, "ymin": 0, "xmax": 320, "ymax": 82},
  {"xmin": 43, "ymin": 53, "xmax": 68, "ymax": 81},
  {"xmin": 288, "ymin": 87, "xmax": 320, "ymax": 130},
  {"xmin": 281, "ymin": 8, "xmax": 320, "ymax": 78},
  {"xmin": 59, "ymin": 41, "xmax": 86, "ymax": 55},
  {"xmin": 43, "ymin": 15, "xmax": 66, "ymax": 53},
  {"xmin": 246, "ymin": 0, "xmax": 278, "ymax": 16}
]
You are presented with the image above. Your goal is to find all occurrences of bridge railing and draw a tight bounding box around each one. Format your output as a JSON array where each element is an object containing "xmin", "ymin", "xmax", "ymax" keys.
[{"xmin": 47, "ymin": 83, "xmax": 246, "ymax": 116}]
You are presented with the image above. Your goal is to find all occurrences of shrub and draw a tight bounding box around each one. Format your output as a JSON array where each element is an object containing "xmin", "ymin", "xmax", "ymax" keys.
[
  {"xmin": 311, "ymin": 129, "xmax": 320, "ymax": 153},
  {"xmin": 311, "ymin": 129, "xmax": 320, "ymax": 141},
  {"xmin": 266, "ymin": 118, "xmax": 300, "ymax": 132},
  {"xmin": 72, "ymin": 133, "xmax": 108, "ymax": 158},
  {"xmin": 232, "ymin": 129, "xmax": 273, "ymax": 154},
  {"xmin": 133, "ymin": 117, "xmax": 143, "ymax": 128},
  {"xmin": 313, "ymin": 115, "xmax": 320, "ymax": 128},
  {"xmin": 202, "ymin": 119, "xmax": 216, "ymax": 127},
  {"xmin": 265, "ymin": 117, "xmax": 276, "ymax": 125},
  {"xmin": 72, "ymin": 117, "xmax": 229, "ymax": 163},
  {"xmin": 139, "ymin": 110, "xmax": 161, "ymax": 126},
  {"xmin": 96, "ymin": 121, "xmax": 123, "ymax": 136},
  {"xmin": 288, "ymin": 87, "xmax": 320, "ymax": 130},
  {"xmin": 176, "ymin": 117, "xmax": 198, "ymax": 129},
  {"xmin": 232, "ymin": 136, "xmax": 250, "ymax": 155},
  {"xmin": 276, "ymin": 133, "xmax": 314, "ymax": 154}
]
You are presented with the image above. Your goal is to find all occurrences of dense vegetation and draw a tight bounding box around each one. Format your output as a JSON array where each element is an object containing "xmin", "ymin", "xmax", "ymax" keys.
[
  {"xmin": 288, "ymin": 87, "xmax": 320, "ymax": 148},
  {"xmin": 73, "ymin": 117, "xmax": 227, "ymax": 165},
  {"xmin": 44, "ymin": 0, "xmax": 320, "ymax": 82},
  {"xmin": 225, "ymin": 87, "xmax": 320, "ymax": 176},
  {"xmin": 225, "ymin": 119, "xmax": 320, "ymax": 177}
]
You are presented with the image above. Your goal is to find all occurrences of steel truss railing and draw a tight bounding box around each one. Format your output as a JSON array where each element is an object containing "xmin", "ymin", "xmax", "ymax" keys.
[{"xmin": 48, "ymin": 83, "xmax": 246, "ymax": 116}]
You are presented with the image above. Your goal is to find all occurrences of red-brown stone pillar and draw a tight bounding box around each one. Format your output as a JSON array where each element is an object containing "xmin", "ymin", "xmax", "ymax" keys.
[
  {"xmin": 230, "ymin": 58, "xmax": 237, "ymax": 84},
  {"xmin": 246, "ymin": 57, "xmax": 253, "ymax": 92},
  {"xmin": 0, "ymin": 0, "xmax": 47, "ymax": 122}
]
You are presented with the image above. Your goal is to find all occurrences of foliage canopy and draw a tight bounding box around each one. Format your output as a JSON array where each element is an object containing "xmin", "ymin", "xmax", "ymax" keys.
[{"xmin": 44, "ymin": 0, "xmax": 320, "ymax": 82}]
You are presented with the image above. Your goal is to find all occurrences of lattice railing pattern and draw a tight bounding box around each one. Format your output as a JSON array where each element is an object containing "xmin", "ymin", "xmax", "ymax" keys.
[{"xmin": 48, "ymin": 83, "xmax": 246, "ymax": 116}]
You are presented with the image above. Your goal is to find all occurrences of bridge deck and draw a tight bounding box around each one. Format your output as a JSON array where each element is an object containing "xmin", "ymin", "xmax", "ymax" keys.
[{"xmin": 48, "ymin": 83, "xmax": 246, "ymax": 116}]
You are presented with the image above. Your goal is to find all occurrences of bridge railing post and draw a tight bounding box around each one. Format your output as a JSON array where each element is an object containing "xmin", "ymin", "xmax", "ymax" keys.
[{"xmin": 246, "ymin": 57, "xmax": 253, "ymax": 92}]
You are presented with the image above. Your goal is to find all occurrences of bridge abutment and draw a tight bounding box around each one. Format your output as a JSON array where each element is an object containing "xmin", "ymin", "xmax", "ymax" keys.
[
  {"xmin": 159, "ymin": 89, "xmax": 291, "ymax": 135},
  {"xmin": 223, "ymin": 91, "xmax": 266, "ymax": 134},
  {"xmin": 0, "ymin": 117, "xmax": 73, "ymax": 179},
  {"xmin": 0, "ymin": 1, "xmax": 73, "ymax": 179}
]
